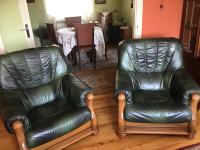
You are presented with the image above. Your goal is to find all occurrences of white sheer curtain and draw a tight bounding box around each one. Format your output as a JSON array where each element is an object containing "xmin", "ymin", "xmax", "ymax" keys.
[
  {"xmin": 0, "ymin": 34, "xmax": 5, "ymax": 54},
  {"xmin": 44, "ymin": 0, "xmax": 94, "ymax": 21}
]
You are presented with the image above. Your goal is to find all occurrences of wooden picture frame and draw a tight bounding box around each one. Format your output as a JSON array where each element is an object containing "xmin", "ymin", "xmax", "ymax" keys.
[
  {"xmin": 95, "ymin": 0, "xmax": 106, "ymax": 4},
  {"xmin": 27, "ymin": 0, "xmax": 35, "ymax": 3}
]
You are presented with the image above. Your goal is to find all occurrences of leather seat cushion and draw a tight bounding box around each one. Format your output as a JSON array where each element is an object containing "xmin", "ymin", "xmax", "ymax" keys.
[
  {"xmin": 124, "ymin": 91, "xmax": 192, "ymax": 123},
  {"xmin": 26, "ymin": 98, "xmax": 91, "ymax": 148}
]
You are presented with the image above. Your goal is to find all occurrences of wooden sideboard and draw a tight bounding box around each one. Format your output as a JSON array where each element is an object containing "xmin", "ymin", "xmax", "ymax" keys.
[{"xmin": 120, "ymin": 26, "xmax": 132, "ymax": 40}]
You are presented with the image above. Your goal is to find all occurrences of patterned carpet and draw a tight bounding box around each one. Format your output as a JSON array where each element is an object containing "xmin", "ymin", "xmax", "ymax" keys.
[
  {"xmin": 74, "ymin": 67, "xmax": 116, "ymax": 95},
  {"xmin": 71, "ymin": 44, "xmax": 117, "ymax": 94}
]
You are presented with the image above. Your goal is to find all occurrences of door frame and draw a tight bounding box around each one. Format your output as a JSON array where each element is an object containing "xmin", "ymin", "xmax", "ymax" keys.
[{"xmin": 133, "ymin": 0, "xmax": 143, "ymax": 39}]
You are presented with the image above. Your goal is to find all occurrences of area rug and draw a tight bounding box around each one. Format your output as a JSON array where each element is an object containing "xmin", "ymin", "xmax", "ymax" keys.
[
  {"xmin": 74, "ymin": 67, "xmax": 116, "ymax": 95},
  {"xmin": 177, "ymin": 143, "xmax": 200, "ymax": 150}
]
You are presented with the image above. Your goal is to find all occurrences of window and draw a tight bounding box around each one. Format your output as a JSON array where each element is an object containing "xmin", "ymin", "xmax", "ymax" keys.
[{"xmin": 44, "ymin": 0, "xmax": 94, "ymax": 20}]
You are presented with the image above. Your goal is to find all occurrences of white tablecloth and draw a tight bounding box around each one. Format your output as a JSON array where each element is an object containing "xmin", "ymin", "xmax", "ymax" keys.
[{"xmin": 56, "ymin": 27, "xmax": 105, "ymax": 56}]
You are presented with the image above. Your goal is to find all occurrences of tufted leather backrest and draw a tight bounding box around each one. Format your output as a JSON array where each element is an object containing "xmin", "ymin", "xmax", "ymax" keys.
[
  {"xmin": 0, "ymin": 46, "xmax": 68, "ymax": 110},
  {"xmin": 118, "ymin": 38, "xmax": 184, "ymax": 90},
  {"xmin": 118, "ymin": 38, "xmax": 183, "ymax": 72}
]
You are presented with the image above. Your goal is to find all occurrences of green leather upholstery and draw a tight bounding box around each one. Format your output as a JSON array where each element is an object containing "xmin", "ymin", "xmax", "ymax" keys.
[
  {"xmin": 125, "ymin": 90, "xmax": 191, "ymax": 123},
  {"xmin": 115, "ymin": 38, "xmax": 200, "ymax": 123},
  {"xmin": 0, "ymin": 46, "xmax": 92, "ymax": 148},
  {"xmin": 26, "ymin": 99, "xmax": 91, "ymax": 148}
]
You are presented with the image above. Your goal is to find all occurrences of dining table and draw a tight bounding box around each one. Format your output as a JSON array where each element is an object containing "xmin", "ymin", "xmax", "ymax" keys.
[{"xmin": 56, "ymin": 26, "xmax": 105, "ymax": 57}]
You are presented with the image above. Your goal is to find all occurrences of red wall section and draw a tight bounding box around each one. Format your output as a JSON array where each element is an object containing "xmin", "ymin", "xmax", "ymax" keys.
[{"xmin": 142, "ymin": 0, "xmax": 183, "ymax": 38}]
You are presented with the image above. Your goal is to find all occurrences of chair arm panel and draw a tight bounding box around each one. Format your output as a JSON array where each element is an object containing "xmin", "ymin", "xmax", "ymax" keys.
[
  {"xmin": 1, "ymin": 105, "xmax": 29, "ymax": 134},
  {"xmin": 62, "ymin": 73, "xmax": 92, "ymax": 107},
  {"xmin": 170, "ymin": 68, "xmax": 200, "ymax": 105},
  {"xmin": 115, "ymin": 70, "xmax": 133, "ymax": 105}
]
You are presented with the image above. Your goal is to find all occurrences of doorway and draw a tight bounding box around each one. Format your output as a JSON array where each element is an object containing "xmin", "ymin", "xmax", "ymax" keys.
[{"xmin": 0, "ymin": 0, "xmax": 35, "ymax": 53}]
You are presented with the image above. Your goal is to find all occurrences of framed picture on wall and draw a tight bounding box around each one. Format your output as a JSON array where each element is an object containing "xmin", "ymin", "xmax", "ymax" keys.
[
  {"xmin": 27, "ymin": 0, "xmax": 35, "ymax": 3},
  {"xmin": 95, "ymin": 0, "xmax": 106, "ymax": 4}
]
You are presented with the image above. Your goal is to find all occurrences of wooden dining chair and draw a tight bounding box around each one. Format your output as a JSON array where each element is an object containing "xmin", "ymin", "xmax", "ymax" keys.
[
  {"xmin": 73, "ymin": 23, "xmax": 96, "ymax": 69},
  {"xmin": 64, "ymin": 16, "xmax": 82, "ymax": 62},
  {"xmin": 65, "ymin": 16, "xmax": 82, "ymax": 27},
  {"xmin": 45, "ymin": 23, "xmax": 58, "ymax": 45}
]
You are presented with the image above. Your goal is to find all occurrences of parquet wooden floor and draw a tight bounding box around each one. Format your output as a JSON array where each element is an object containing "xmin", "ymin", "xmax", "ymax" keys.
[{"xmin": 1, "ymin": 67, "xmax": 200, "ymax": 150}]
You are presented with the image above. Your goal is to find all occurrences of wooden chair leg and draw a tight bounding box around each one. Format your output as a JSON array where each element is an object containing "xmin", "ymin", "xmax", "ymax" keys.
[
  {"xmin": 77, "ymin": 48, "xmax": 81, "ymax": 69},
  {"xmin": 105, "ymin": 44, "xmax": 108, "ymax": 60},
  {"xmin": 117, "ymin": 92, "xmax": 126, "ymax": 138},
  {"xmin": 89, "ymin": 51, "xmax": 93, "ymax": 63},
  {"xmin": 12, "ymin": 121, "xmax": 29, "ymax": 150},
  {"xmin": 188, "ymin": 94, "xmax": 200, "ymax": 139},
  {"xmin": 92, "ymin": 49, "xmax": 96, "ymax": 69},
  {"xmin": 86, "ymin": 93, "xmax": 98, "ymax": 135},
  {"xmin": 67, "ymin": 52, "xmax": 71, "ymax": 60},
  {"xmin": 71, "ymin": 47, "xmax": 77, "ymax": 66}
]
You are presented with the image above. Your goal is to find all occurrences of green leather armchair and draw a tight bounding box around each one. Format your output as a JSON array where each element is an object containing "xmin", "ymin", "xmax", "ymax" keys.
[
  {"xmin": 115, "ymin": 38, "xmax": 200, "ymax": 139},
  {"xmin": 0, "ymin": 46, "xmax": 98, "ymax": 150}
]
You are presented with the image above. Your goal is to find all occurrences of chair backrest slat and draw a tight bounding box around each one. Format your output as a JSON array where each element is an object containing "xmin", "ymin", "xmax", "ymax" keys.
[
  {"xmin": 73, "ymin": 23, "xmax": 95, "ymax": 47},
  {"xmin": 65, "ymin": 16, "xmax": 81, "ymax": 27}
]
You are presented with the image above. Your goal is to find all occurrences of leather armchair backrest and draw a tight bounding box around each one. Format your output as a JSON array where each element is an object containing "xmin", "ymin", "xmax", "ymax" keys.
[
  {"xmin": 118, "ymin": 38, "xmax": 184, "ymax": 90},
  {"xmin": 0, "ymin": 46, "xmax": 67, "ymax": 110}
]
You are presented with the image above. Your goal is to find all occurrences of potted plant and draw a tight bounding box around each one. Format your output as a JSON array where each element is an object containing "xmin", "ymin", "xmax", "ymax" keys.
[{"xmin": 33, "ymin": 25, "xmax": 49, "ymax": 46}]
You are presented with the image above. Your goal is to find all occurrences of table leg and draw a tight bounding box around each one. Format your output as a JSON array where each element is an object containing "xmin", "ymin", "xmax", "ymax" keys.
[{"xmin": 72, "ymin": 47, "xmax": 77, "ymax": 66}]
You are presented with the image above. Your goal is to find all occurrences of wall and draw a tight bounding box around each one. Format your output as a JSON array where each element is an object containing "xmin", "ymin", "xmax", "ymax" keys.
[
  {"xmin": 142, "ymin": 0, "xmax": 183, "ymax": 38},
  {"xmin": 0, "ymin": 0, "xmax": 27, "ymax": 52},
  {"xmin": 120, "ymin": 0, "xmax": 134, "ymax": 27}
]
